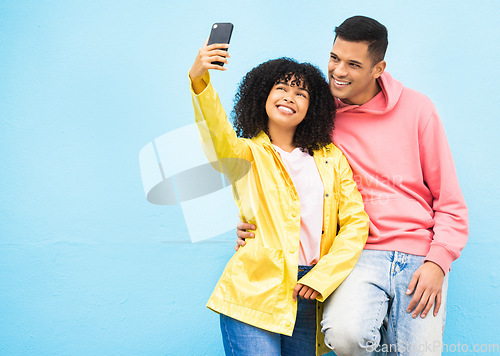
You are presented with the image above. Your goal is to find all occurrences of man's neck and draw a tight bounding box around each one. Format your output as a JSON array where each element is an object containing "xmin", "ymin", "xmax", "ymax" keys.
[{"xmin": 341, "ymin": 79, "xmax": 382, "ymax": 106}]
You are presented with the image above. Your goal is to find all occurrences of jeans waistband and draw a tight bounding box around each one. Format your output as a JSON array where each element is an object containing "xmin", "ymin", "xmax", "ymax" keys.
[{"xmin": 298, "ymin": 265, "xmax": 314, "ymax": 278}]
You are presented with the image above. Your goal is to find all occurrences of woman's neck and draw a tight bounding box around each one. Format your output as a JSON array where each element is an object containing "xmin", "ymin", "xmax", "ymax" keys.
[{"xmin": 268, "ymin": 125, "xmax": 296, "ymax": 152}]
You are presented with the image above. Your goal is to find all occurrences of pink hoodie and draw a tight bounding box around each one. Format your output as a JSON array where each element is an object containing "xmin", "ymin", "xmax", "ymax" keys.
[{"xmin": 332, "ymin": 71, "xmax": 468, "ymax": 274}]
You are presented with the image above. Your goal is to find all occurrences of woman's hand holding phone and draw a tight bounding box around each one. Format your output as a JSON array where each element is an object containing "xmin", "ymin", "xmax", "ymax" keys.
[{"xmin": 189, "ymin": 41, "xmax": 230, "ymax": 94}]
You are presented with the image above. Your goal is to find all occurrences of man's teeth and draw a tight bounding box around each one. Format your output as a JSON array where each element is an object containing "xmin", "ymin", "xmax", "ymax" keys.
[
  {"xmin": 334, "ymin": 79, "xmax": 351, "ymax": 85},
  {"xmin": 278, "ymin": 106, "xmax": 294, "ymax": 114}
]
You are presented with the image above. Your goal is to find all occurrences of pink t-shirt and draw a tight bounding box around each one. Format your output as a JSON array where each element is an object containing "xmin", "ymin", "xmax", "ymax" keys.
[{"xmin": 273, "ymin": 145, "xmax": 324, "ymax": 266}]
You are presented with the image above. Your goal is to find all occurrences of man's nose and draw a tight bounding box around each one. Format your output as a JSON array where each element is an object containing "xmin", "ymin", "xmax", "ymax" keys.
[{"xmin": 334, "ymin": 62, "xmax": 348, "ymax": 77}]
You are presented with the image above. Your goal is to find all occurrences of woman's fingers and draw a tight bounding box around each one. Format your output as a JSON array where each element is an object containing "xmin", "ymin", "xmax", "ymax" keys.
[{"xmin": 205, "ymin": 42, "xmax": 230, "ymax": 50}]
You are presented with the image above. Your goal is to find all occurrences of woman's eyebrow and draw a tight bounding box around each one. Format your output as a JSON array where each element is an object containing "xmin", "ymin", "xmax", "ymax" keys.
[
  {"xmin": 297, "ymin": 86, "xmax": 310, "ymax": 94},
  {"xmin": 276, "ymin": 80, "xmax": 309, "ymax": 94}
]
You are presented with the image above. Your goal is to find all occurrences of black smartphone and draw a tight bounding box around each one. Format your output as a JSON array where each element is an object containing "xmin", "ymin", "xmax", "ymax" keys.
[{"xmin": 207, "ymin": 23, "xmax": 233, "ymax": 66}]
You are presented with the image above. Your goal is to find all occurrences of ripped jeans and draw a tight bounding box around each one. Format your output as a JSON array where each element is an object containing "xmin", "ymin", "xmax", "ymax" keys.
[{"xmin": 321, "ymin": 250, "xmax": 448, "ymax": 356}]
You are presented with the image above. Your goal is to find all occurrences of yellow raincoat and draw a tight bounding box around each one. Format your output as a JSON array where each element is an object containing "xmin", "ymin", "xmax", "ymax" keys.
[{"xmin": 191, "ymin": 73, "xmax": 369, "ymax": 355}]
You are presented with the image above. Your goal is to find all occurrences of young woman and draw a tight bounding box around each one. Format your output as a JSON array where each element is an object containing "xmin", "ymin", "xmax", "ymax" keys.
[{"xmin": 189, "ymin": 42, "xmax": 369, "ymax": 356}]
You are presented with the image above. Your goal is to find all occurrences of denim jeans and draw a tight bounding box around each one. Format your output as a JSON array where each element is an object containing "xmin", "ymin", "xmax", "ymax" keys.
[
  {"xmin": 321, "ymin": 250, "xmax": 448, "ymax": 356},
  {"xmin": 219, "ymin": 265, "xmax": 317, "ymax": 355}
]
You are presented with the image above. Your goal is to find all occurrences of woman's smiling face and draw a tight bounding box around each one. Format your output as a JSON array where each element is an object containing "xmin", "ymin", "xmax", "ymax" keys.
[{"xmin": 265, "ymin": 77, "xmax": 310, "ymax": 133}]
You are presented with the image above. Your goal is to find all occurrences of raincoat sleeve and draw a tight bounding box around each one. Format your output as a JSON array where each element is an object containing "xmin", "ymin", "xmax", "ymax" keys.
[
  {"xmin": 190, "ymin": 72, "xmax": 252, "ymax": 173},
  {"xmin": 298, "ymin": 153, "xmax": 369, "ymax": 302}
]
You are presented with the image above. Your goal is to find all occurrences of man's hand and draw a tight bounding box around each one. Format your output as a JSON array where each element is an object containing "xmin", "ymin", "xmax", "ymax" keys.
[
  {"xmin": 293, "ymin": 284, "xmax": 320, "ymax": 301},
  {"xmin": 406, "ymin": 261, "xmax": 445, "ymax": 319},
  {"xmin": 235, "ymin": 221, "xmax": 256, "ymax": 251},
  {"xmin": 189, "ymin": 40, "xmax": 230, "ymax": 94}
]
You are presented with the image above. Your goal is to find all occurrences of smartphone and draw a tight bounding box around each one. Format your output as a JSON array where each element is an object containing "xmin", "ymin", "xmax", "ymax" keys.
[{"xmin": 207, "ymin": 23, "xmax": 233, "ymax": 66}]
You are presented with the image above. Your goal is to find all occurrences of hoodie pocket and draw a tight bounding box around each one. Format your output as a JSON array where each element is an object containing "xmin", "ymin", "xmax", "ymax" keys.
[
  {"xmin": 224, "ymin": 243, "xmax": 284, "ymax": 314},
  {"xmin": 364, "ymin": 197, "xmax": 434, "ymax": 237}
]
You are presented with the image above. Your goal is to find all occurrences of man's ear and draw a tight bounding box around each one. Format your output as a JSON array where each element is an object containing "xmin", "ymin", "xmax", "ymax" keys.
[{"xmin": 372, "ymin": 60, "xmax": 386, "ymax": 79}]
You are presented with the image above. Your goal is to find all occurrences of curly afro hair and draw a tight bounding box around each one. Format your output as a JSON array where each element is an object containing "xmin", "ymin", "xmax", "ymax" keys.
[{"xmin": 232, "ymin": 57, "xmax": 335, "ymax": 155}]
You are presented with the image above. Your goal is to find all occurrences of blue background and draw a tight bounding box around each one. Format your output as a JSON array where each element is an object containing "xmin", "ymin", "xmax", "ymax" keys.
[{"xmin": 1, "ymin": 1, "xmax": 499, "ymax": 355}]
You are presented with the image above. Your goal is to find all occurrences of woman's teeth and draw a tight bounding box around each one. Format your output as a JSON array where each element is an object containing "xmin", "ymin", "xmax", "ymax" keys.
[{"xmin": 278, "ymin": 106, "xmax": 295, "ymax": 114}]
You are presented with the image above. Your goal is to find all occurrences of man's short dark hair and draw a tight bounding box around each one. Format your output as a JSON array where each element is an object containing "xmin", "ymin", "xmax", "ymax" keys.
[{"xmin": 334, "ymin": 16, "xmax": 388, "ymax": 64}]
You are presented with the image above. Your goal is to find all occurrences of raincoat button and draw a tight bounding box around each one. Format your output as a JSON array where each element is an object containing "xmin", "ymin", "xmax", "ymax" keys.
[
  {"xmin": 289, "ymin": 248, "xmax": 296, "ymax": 254},
  {"xmin": 291, "ymin": 212, "xmax": 297, "ymax": 217},
  {"xmin": 325, "ymin": 193, "xmax": 329, "ymax": 198},
  {"xmin": 285, "ymin": 320, "xmax": 291, "ymax": 327}
]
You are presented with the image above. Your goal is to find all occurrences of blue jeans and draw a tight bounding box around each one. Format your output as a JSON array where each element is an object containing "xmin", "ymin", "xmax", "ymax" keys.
[
  {"xmin": 220, "ymin": 265, "xmax": 317, "ymax": 355},
  {"xmin": 321, "ymin": 250, "xmax": 448, "ymax": 356}
]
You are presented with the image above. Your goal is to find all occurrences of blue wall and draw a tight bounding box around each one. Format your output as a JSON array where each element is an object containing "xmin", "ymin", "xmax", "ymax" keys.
[{"xmin": 1, "ymin": 1, "xmax": 499, "ymax": 355}]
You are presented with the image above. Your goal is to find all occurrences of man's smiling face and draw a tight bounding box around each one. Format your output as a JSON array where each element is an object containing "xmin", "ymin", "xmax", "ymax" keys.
[{"xmin": 328, "ymin": 38, "xmax": 385, "ymax": 105}]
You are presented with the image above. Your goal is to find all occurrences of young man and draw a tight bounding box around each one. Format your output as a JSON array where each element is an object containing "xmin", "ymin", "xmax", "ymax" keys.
[{"xmin": 236, "ymin": 16, "xmax": 468, "ymax": 355}]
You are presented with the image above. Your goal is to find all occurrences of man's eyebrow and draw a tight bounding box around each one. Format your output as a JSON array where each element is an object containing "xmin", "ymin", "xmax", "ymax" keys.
[{"xmin": 331, "ymin": 52, "xmax": 363, "ymax": 66}]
